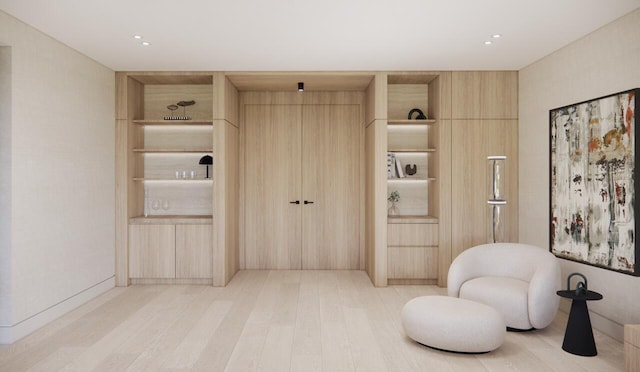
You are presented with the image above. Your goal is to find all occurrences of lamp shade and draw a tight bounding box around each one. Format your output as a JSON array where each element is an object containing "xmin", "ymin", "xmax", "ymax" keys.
[{"xmin": 199, "ymin": 155, "xmax": 212, "ymax": 165}]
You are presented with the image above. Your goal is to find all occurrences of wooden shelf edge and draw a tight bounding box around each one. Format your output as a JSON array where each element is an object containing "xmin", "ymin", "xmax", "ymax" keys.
[
  {"xmin": 387, "ymin": 119, "xmax": 436, "ymax": 125},
  {"xmin": 132, "ymin": 149, "xmax": 213, "ymax": 153},
  {"xmin": 387, "ymin": 215, "xmax": 438, "ymax": 224},
  {"xmin": 129, "ymin": 215, "xmax": 213, "ymax": 225},
  {"xmin": 387, "ymin": 178, "xmax": 436, "ymax": 182},
  {"xmin": 387, "ymin": 149, "xmax": 436, "ymax": 153},
  {"xmin": 132, "ymin": 120, "xmax": 213, "ymax": 125},
  {"xmin": 133, "ymin": 178, "xmax": 213, "ymax": 182}
]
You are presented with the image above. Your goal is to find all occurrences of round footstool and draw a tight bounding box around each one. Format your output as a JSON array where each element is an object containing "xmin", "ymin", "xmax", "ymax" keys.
[{"xmin": 401, "ymin": 296, "xmax": 505, "ymax": 353}]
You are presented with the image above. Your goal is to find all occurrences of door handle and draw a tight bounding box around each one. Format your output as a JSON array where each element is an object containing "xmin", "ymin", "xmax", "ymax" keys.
[
  {"xmin": 304, "ymin": 200, "xmax": 314, "ymax": 204},
  {"xmin": 289, "ymin": 200, "xmax": 300, "ymax": 204}
]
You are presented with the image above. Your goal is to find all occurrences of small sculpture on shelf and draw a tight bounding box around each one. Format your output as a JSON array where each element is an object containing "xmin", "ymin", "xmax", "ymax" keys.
[
  {"xmin": 164, "ymin": 100, "xmax": 196, "ymax": 120},
  {"xmin": 408, "ymin": 108, "xmax": 427, "ymax": 120},
  {"xmin": 405, "ymin": 164, "xmax": 417, "ymax": 176}
]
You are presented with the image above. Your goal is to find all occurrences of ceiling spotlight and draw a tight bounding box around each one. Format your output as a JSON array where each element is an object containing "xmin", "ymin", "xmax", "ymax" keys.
[
  {"xmin": 142, "ymin": 41, "xmax": 151, "ymax": 46},
  {"xmin": 484, "ymin": 41, "xmax": 492, "ymax": 45},
  {"xmin": 492, "ymin": 34, "xmax": 502, "ymax": 38},
  {"xmin": 298, "ymin": 82, "xmax": 304, "ymax": 92},
  {"xmin": 133, "ymin": 35, "xmax": 143, "ymax": 39}
]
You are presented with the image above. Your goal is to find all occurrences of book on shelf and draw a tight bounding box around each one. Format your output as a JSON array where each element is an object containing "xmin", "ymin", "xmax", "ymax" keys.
[
  {"xmin": 387, "ymin": 153, "xmax": 396, "ymax": 178},
  {"xmin": 395, "ymin": 157, "xmax": 405, "ymax": 178}
]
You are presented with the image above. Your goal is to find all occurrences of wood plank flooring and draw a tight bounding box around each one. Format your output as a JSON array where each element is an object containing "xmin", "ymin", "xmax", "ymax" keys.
[{"xmin": 0, "ymin": 270, "xmax": 625, "ymax": 371}]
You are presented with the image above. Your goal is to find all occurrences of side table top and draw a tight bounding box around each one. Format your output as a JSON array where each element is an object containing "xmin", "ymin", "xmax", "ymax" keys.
[{"xmin": 556, "ymin": 290, "xmax": 603, "ymax": 301}]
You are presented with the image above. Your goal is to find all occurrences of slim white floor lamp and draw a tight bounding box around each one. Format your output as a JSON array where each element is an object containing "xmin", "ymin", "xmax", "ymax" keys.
[{"xmin": 487, "ymin": 156, "xmax": 507, "ymax": 243}]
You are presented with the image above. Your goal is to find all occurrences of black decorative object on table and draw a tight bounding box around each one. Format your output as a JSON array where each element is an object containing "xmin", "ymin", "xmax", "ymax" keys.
[
  {"xmin": 407, "ymin": 108, "xmax": 427, "ymax": 120},
  {"xmin": 199, "ymin": 155, "xmax": 212, "ymax": 179},
  {"xmin": 556, "ymin": 273, "xmax": 603, "ymax": 357}
]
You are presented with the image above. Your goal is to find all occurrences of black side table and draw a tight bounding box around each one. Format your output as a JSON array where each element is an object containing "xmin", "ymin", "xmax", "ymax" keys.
[{"xmin": 556, "ymin": 289, "xmax": 603, "ymax": 356}]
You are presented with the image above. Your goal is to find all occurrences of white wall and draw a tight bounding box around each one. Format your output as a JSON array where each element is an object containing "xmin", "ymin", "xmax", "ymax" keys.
[
  {"xmin": 519, "ymin": 9, "xmax": 640, "ymax": 341},
  {"xmin": 0, "ymin": 11, "xmax": 115, "ymax": 343}
]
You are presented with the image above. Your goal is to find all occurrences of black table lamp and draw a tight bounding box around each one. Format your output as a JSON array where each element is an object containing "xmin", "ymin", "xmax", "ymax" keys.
[{"xmin": 199, "ymin": 155, "xmax": 212, "ymax": 179}]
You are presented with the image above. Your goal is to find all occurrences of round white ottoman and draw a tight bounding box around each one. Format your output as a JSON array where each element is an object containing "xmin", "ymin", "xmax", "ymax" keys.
[{"xmin": 401, "ymin": 296, "xmax": 505, "ymax": 353}]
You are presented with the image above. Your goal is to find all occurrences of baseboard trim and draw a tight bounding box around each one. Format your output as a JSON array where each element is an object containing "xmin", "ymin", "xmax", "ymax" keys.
[
  {"xmin": 559, "ymin": 298, "xmax": 623, "ymax": 342},
  {"xmin": 0, "ymin": 276, "xmax": 115, "ymax": 344}
]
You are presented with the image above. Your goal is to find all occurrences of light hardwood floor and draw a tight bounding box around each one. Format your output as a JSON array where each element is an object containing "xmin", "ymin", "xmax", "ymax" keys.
[{"xmin": 0, "ymin": 271, "xmax": 625, "ymax": 371}]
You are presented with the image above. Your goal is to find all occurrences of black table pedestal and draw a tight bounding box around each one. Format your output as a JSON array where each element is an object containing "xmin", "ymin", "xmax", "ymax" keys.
[
  {"xmin": 557, "ymin": 289, "xmax": 603, "ymax": 357},
  {"xmin": 562, "ymin": 299, "xmax": 596, "ymax": 356}
]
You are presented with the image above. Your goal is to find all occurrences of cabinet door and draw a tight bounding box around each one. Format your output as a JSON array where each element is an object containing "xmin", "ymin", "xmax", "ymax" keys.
[
  {"xmin": 452, "ymin": 71, "xmax": 518, "ymax": 119},
  {"xmin": 129, "ymin": 224, "xmax": 175, "ymax": 278},
  {"xmin": 176, "ymin": 224, "xmax": 212, "ymax": 278}
]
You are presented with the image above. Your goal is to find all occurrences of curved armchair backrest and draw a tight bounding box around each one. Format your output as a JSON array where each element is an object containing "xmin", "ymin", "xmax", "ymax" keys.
[{"xmin": 447, "ymin": 243, "xmax": 557, "ymax": 297}]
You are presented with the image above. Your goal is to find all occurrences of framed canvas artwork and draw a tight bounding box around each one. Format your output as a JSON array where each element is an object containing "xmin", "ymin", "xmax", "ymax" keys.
[{"xmin": 550, "ymin": 88, "xmax": 639, "ymax": 276}]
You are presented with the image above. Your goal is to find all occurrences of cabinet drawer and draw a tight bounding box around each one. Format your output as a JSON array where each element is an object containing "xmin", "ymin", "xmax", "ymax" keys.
[
  {"xmin": 387, "ymin": 247, "xmax": 438, "ymax": 279},
  {"xmin": 387, "ymin": 223, "xmax": 438, "ymax": 246}
]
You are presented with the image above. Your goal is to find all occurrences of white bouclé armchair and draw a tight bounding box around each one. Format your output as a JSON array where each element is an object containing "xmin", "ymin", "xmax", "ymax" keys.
[{"xmin": 447, "ymin": 243, "xmax": 561, "ymax": 330}]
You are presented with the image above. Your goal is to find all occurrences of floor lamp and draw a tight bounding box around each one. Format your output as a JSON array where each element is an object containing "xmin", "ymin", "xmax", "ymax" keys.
[{"xmin": 487, "ymin": 156, "xmax": 507, "ymax": 243}]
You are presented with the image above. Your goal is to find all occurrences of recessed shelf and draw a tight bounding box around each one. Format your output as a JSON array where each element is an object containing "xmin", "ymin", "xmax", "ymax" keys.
[
  {"xmin": 133, "ymin": 120, "xmax": 213, "ymax": 125},
  {"xmin": 388, "ymin": 119, "xmax": 436, "ymax": 125},
  {"xmin": 132, "ymin": 149, "xmax": 213, "ymax": 153}
]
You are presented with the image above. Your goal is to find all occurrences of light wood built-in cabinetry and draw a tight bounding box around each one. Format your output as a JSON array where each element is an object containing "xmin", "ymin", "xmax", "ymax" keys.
[
  {"xmin": 115, "ymin": 72, "xmax": 239, "ymax": 286},
  {"xmin": 385, "ymin": 74, "xmax": 442, "ymax": 284},
  {"xmin": 114, "ymin": 71, "xmax": 516, "ymax": 289}
]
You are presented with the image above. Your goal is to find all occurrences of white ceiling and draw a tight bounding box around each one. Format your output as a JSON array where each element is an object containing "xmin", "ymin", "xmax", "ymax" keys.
[{"xmin": 1, "ymin": 0, "xmax": 639, "ymax": 71}]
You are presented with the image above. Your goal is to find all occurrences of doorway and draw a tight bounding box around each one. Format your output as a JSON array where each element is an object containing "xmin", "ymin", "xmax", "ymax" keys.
[{"xmin": 242, "ymin": 96, "xmax": 362, "ymax": 269}]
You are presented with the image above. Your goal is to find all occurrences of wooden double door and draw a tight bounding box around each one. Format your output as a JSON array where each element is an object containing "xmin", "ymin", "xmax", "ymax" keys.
[{"xmin": 244, "ymin": 103, "xmax": 360, "ymax": 269}]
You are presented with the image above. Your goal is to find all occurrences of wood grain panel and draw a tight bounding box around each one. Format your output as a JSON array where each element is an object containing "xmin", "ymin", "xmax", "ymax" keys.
[
  {"xmin": 224, "ymin": 123, "xmax": 239, "ymax": 283},
  {"xmin": 144, "ymin": 85, "xmax": 213, "ymax": 121},
  {"xmin": 387, "ymin": 247, "xmax": 438, "ymax": 279},
  {"xmin": 127, "ymin": 73, "xmax": 213, "ymax": 85},
  {"xmin": 387, "ymin": 84, "xmax": 429, "ymax": 121},
  {"xmin": 365, "ymin": 119, "xmax": 388, "ymax": 286},
  {"xmin": 437, "ymin": 119, "xmax": 452, "ymax": 286},
  {"xmin": 387, "ymin": 223, "xmax": 438, "ymax": 246},
  {"xmin": 626, "ymin": 325, "xmax": 640, "ymax": 372},
  {"xmin": 302, "ymin": 105, "xmax": 360, "ymax": 269},
  {"xmin": 227, "ymin": 73, "xmax": 373, "ymax": 91},
  {"xmin": 176, "ymin": 224, "xmax": 212, "ymax": 278},
  {"xmin": 480, "ymin": 71, "xmax": 518, "ymax": 119},
  {"xmin": 244, "ymin": 104, "xmax": 302, "ymax": 269},
  {"xmin": 128, "ymin": 224, "xmax": 176, "ymax": 278},
  {"xmin": 451, "ymin": 72, "xmax": 482, "ymax": 119},
  {"xmin": 451, "ymin": 120, "xmax": 518, "ymax": 261}
]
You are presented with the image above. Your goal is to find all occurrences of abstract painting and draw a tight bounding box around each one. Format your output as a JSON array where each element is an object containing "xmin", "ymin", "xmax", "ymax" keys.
[{"xmin": 550, "ymin": 89, "xmax": 639, "ymax": 276}]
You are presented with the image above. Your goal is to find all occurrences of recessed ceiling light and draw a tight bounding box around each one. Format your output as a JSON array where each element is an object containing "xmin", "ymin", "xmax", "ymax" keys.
[
  {"xmin": 141, "ymin": 41, "xmax": 150, "ymax": 46},
  {"xmin": 484, "ymin": 41, "xmax": 492, "ymax": 45},
  {"xmin": 133, "ymin": 35, "xmax": 143, "ymax": 39},
  {"xmin": 492, "ymin": 34, "xmax": 502, "ymax": 38}
]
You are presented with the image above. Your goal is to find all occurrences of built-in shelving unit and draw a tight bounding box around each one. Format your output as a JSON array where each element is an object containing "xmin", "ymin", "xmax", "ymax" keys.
[
  {"xmin": 385, "ymin": 73, "xmax": 441, "ymax": 284},
  {"xmin": 386, "ymin": 75, "xmax": 438, "ymax": 220}
]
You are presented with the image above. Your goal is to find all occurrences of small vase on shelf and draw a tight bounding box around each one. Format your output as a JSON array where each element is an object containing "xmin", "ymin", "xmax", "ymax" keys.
[{"xmin": 388, "ymin": 201, "xmax": 399, "ymax": 216}]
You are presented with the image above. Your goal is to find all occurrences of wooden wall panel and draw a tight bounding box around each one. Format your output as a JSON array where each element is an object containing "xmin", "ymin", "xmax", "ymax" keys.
[
  {"xmin": 480, "ymin": 71, "xmax": 518, "ymax": 119},
  {"xmin": 452, "ymin": 71, "xmax": 518, "ymax": 120},
  {"xmin": 450, "ymin": 119, "xmax": 518, "ymax": 261},
  {"xmin": 451, "ymin": 72, "xmax": 482, "ymax": 119}
]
